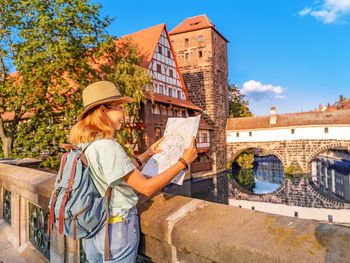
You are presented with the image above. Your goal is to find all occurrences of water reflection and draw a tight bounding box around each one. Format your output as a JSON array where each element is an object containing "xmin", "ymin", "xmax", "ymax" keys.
[
  {"xmin": 232, "ymin": 152, "xmax": 284, "ymax": 194},
  {"xmin": 312, "ymin": 149, "xmax": 350, "ymax": 202},
  {"xmin": 253, "ymin": 156, "xmax": 284, "ymax": 194}
]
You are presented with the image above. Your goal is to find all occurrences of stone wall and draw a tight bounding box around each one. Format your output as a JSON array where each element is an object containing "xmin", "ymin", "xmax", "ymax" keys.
[
  {"xmin": 170, "ymin": 27, "xmax": 229, "ymax": 173},
  {"xmin": 227, "ymin": 139, "xmax": 350, "ymax": 173},
  {"xmin": 229, "ymin": 176, "xmax": 350, "ymax": 209},
  {"xmin": 1, "ymin": 164, "xmax": 350, "ymax": 262}
]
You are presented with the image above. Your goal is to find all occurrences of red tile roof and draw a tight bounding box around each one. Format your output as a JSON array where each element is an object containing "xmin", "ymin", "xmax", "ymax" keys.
[
  {"xmin": 145, "ymin": 91, "xmax": 201, "ymax": 111},
  {"xmin": 118, "ymin": 23, "xmax": 165, "ymax": 68},
  {"xmin": 169, "ymin": 14, "xmax": 228, "ymax": 42},
  {"xmin": 226, "ymin": 109, "xmax": 350, "ymax": 131},
  {"xmin": 324, "ymin": 98, "xmax": 350, "ymax": 111}
]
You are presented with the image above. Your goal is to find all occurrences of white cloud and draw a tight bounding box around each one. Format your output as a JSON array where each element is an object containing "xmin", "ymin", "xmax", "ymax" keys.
[
  {"xmin": 299, "ymin": 7, "xmax": 312, "ymax": 16},
  {"xmin": 298, "ymin": 0, "xmax": 350, "ymax": 24},
  {"xmin": 241, "ymin": 80, "xmax": 286, "ymax": 101}
]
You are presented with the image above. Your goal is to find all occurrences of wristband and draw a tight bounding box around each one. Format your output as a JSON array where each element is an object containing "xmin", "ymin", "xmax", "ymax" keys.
[
  {"xmin": 134, "ymin": 156, "xmax": 143, "ymax": 166},
  {"xmin": 178, "ymin": 157, "xmax": 189, "ymax": 170}
]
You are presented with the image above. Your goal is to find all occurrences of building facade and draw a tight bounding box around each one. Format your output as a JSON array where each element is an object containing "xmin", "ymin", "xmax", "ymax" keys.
[
  {"xmin": 169, "ymin": 15, "xmax": 229, "ymax": 174},
  {"xmin": 120, "ymin": 23, "xmax": 214, "ymax": 175}
]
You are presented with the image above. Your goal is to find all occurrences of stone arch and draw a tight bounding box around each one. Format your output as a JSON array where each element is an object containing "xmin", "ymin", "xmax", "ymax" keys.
[
  {"xmin": 305, "ymin": 140, "xmax": 350, "ymax": 173},
  {"xmin": 227, "ymin": 144, "xmax": 286, "ymax": 168}
]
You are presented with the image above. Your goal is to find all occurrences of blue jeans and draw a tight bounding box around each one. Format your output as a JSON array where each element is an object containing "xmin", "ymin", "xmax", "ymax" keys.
[{"xmin": 82, "ymin": 207, "xmax": 140, "ymax": 263}]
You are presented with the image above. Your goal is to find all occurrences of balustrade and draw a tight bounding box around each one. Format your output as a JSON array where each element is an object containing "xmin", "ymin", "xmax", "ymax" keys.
[
  {"xmin": 29, "ymin": 202, "xmax": 50, "ymax": 259},
  {"xmin": 3, "ymin": 189, "xmax": 11, "ymax": 224}
]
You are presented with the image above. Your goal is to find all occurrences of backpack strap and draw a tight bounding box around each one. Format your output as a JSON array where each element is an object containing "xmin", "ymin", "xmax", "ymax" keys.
[
  {"xmin": 58, "ymin": 154, "xmax": 79, "ymax": 235},
  {"xmin": 57, "ymin": 152, "xmax": 69, "ymax": 183},
  {"xmin": 48, "ymin": 152, "xmax": 69, "ymax": 235},
  {"xmin": 104, "ymin": 187, "xmax": 112, "ymax": 261}
]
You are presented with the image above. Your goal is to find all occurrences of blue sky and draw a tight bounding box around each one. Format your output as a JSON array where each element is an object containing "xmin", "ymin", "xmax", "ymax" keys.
[{"xmin": 96, "ymin": 0, "xmax": 350, "ymax": 115}]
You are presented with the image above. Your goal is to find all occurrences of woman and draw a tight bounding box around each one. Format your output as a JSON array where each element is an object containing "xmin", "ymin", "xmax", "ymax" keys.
[{"xmin": 69, "ymin": 81, "xmax": 197, "ymax": 263}]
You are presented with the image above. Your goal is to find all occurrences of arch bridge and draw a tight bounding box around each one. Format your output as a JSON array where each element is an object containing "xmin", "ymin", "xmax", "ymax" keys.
[{"xmin": 226, "ymin": 109, "xmax": 350, "ymax": 173}]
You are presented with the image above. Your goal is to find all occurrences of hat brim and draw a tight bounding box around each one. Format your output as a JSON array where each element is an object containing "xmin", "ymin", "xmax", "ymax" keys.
[{"xmin": 78, "ymin": 96, "xmax": 134, "ymax": 120}]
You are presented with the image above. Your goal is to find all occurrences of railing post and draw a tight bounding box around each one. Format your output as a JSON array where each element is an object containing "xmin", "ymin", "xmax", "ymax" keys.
[
  {"xmin": 11, "ymin": 191, "xmax": 20, "ymax": 248},
  {"xmin": 66, "ymin": 237, "xmax": 79, "ymax": 263},
  {"xmin": 49, "ymin": 225, "xmax": 65, "ymax": 263},
  {"xmin": 0, "ymin": 186, "xmax": 3, "ymax": 220},
  {"xmin": 19, "ymin": 197, "xmax": 29, "ymax": 248}
]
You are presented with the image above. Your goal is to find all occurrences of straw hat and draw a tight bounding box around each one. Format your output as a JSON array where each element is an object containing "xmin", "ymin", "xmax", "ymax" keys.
[{"xmin": 78, "ymin": 81, "xmax": 134, "ymax": 120}]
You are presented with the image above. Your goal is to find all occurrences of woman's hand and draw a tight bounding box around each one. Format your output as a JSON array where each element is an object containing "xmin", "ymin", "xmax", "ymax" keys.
[
  {"xmin": 145, "ymin": 136, "xmax": 164, "ymax": 158},
  {"xmin": 182, "ymin": 137, "xmax": 198, "ymax": 165}
]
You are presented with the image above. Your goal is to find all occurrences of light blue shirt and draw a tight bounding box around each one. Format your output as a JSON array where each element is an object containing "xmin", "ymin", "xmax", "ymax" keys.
[{"xmin": 82, "ymin": 139, "xmax": 137, "ymax": 218}]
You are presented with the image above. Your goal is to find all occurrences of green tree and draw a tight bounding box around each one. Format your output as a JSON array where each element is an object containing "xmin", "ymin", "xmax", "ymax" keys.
[
  {"xmin": 228, "ymin": 84, "xmax": 252, "ymax": 117},
  {"xmin": 0, "ymin": 0, "xmax": 152, "ymax": 169},
  {"xmin": 100, "ymin": 38, "xmax": 153, "ymax": 156},
  {"xmin": 0, "ymin": 0, "xmax": 112, "ymax": 160}
]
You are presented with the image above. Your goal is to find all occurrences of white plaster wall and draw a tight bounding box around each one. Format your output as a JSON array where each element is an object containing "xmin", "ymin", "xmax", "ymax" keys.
[
  {"xmin": 227, "ymin": 126, "xmax": 350, "ymax": 143},
  {"xmin": 229, "ymin": 199, "xmax": 350, "ymax": 223}
]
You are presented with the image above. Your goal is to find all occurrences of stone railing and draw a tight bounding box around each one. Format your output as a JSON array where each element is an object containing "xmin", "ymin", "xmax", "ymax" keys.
[{"xmin": 1, "ymin": 163, "xmax": 350, "ymax": 263}]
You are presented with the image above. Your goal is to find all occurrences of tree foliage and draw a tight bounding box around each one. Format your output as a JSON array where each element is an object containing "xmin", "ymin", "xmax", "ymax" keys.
[
  {"xmin": 0, "ymin": 0, "xmax": 151, "ymax": 169},
  {"xmin": 228, "ymin": 84, "xmax": 252, "ymax": 117},
  {"xmin": 232, "ymin": 149, "xmax": 256, "ymax": 191}
]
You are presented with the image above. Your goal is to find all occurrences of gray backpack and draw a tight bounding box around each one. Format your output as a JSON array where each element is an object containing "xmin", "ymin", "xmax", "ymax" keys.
[{"xmin": 48, "ymin": 143, "xmax": 112, "ymax": 260}]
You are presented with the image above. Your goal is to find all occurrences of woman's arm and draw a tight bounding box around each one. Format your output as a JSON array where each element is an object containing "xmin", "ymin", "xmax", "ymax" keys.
[
  {"xmin": 124, "ymin": 137, "xmax": 197, "ymax": 197},
  {"xmin": 130, "ymin": 137, "xmax": 164, "ymax": 169}
]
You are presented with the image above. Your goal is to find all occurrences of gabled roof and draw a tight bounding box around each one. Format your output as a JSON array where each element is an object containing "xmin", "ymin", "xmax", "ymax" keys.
[
  {"xmin": 169, "ymin": 14, "xmax": 228, "ymax": 42},
  {"xmin": 118, "ymin": 23, "xmax": 165, "ymax": 68}
]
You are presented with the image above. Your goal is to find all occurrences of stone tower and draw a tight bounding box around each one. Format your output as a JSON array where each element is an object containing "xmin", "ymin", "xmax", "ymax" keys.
[{"xmin": 169, "ymin": 14, "xmax": 229, "ymax": 173}]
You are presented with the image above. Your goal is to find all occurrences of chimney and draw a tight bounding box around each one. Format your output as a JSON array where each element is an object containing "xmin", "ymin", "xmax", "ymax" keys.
[{"xmin": 270, "ymin": 106, "xmax": 277, "ymax": 125}]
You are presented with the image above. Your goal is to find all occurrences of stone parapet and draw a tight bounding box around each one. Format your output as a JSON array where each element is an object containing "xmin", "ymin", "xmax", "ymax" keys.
[{"xmin": 1, "ymin": 164, "xmax": 350, "ymax": 262}]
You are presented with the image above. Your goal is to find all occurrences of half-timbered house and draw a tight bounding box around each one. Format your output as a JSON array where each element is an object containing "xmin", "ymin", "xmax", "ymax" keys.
[{"xmin": 120, "ymin": 23, "xmax": 213, "ymax": 174}]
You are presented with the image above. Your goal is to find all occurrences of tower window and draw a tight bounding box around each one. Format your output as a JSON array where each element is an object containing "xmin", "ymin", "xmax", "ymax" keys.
[
  {"xmin": 324, "ymin": 127, "xmax": 329, "ymax": 133},
  {"xmin": 198, "ymin": 35, "xmax": 204, "ymax": 41},
  {"xmin": 167, "ymin": 50, "xmax": 171, "ymax": 58},
  {"xmin": 249, "ymin": 132, "xmax": 252, "ymax": 137},
  {"xmin": 157, "ymin": 64, "xmax": 161, "ymax": 73},
  {"xmin": 185, "ymin": 38, "xmax": 189, "ymax": 46},
  {"xmin": 236, "ymin": 132, "xmax": 239, "ymax": 137},
  {"xmin": 185, "ymin": 53, "xmax": 189, "ymax": 60},
  {"xmin": 198, "ymin": 51, "xmax": 203, "ymax": 58},
  {"xmin": 291, "ymin": 129, "xmax": 295, "ymax": 134},
  {"xmin": 158, "ymin": 46, "xmax": 162, "ymax": 54}
]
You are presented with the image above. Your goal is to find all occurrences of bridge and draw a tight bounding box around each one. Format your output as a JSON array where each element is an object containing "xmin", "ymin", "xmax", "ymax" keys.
[
  {"xmin": 226, "ymin": 109, "xmax": 350, "ymax": 173},
  {"xmin": 1, "ymin": 164, "xmax": 350, "ymax": 263}
]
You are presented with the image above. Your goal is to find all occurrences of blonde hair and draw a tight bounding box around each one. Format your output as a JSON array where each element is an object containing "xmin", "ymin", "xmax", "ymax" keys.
[{"xmin": 69, "ymin": 105, "xmax": 115, "ymax": 145}]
